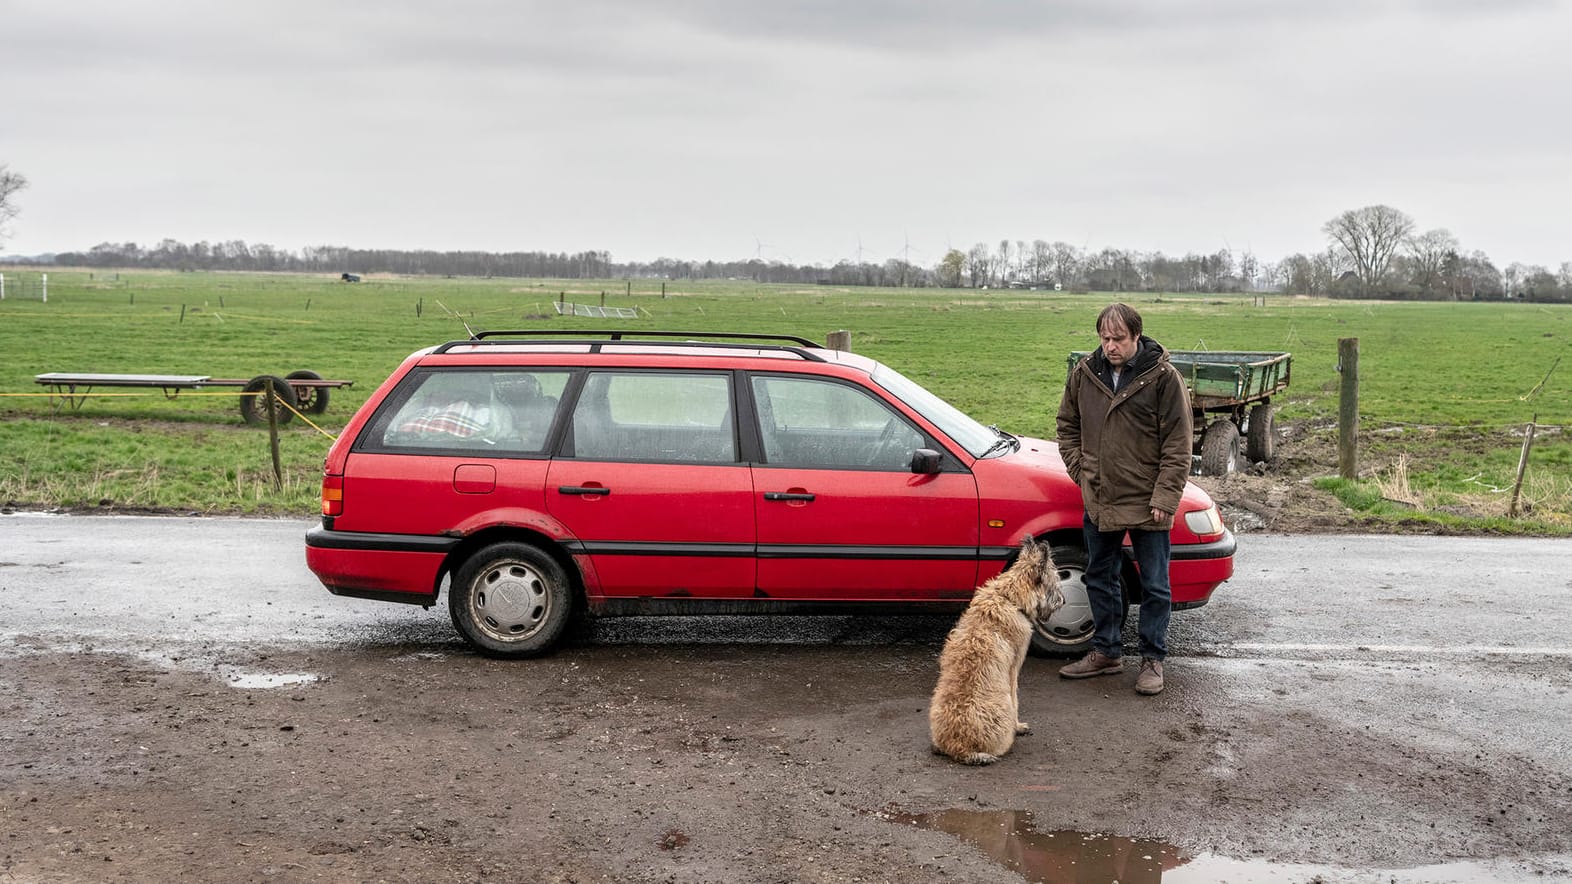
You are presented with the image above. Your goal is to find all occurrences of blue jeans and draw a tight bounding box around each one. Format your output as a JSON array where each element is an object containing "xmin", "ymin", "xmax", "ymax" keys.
[{"xmin": 1083, "ymin": 514, "xmax": 1172, "ymax": 661}]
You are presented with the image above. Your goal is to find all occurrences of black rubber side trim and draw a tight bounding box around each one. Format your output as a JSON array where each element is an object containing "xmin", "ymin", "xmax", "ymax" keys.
[
  {"xmin": 586, "ymin": 597, "xmax": 970, "ymax": 617},
  {"xmin": 306, "ymin": 525, "xmax": 460, "ymax": 554},
  {"xmin": 754, "ymin": 545, "xmax": 979, "ymax": 561}
]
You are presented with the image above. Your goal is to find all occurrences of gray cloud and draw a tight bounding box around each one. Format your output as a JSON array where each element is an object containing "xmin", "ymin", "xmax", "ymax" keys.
[{"xmin": 1, "ymin": 0, "xmax": 1568, "ymax": 267}]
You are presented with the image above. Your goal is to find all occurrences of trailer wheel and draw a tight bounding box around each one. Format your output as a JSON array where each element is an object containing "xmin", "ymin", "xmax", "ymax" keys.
[
  {"xmin": 1246, "ymin": 404, "xmax": 1276, "ymax": 462},
  {"xmin": 240, "ymin": 375, "xmax": 298, "ymax": 426},
  {"xmin": 1199, "ymin": 419, "xmax": 1240, "ymax": 476},
  {"xmin": 285, "ymin": 369, "xmax": 329, "ymax": 414}
]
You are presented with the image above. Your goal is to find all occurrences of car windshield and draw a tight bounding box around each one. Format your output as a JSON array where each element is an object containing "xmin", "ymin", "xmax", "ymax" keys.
[{"xmin": 869, "ymin": 364, "xmax": 1003, "ymax": 457}]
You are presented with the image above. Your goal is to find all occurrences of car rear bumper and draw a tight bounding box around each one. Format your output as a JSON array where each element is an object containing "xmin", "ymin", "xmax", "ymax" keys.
[{"xmin": 305, "ymin": 526, "xmax": 452, "ymax": 604}]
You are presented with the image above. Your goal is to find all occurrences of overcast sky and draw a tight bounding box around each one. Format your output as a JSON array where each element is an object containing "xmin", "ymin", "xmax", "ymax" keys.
[{"xmin": 3, "ymin": 0, "xmax": 1568, "ymax": 270}]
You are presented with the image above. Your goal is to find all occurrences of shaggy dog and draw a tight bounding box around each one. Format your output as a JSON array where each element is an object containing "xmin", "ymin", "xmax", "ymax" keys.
[{"xmin": 929, "ymin": 538, "xmax": 1064, "ymax": 765}]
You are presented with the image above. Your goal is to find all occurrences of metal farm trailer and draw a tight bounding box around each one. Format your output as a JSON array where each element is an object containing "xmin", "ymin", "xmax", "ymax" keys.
[
  {"xmin": 35, "ymin": 370, "xmax": 353, "ymax": 426},
  {"xmin": 1067, "ymin": 350, "xmax": 1292, "ymax": 476}
]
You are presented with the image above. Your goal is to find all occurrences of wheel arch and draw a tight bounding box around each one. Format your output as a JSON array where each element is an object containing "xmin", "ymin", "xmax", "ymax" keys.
[
  {"xmin": 1032, "ymin": 526, "xmax": 1137, "ymax": 606},
  {"xmin": 438, "ymin": 524, "xmax": 586, "ymax": 610}
]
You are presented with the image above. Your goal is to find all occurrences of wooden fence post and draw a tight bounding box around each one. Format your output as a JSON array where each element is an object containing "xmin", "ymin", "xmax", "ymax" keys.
[
  {"xmin": 826, "ymin": 330, "xmax": 852, "ymax": 352},
  {"xmin": 1338, "ymin": 337, "xmax": 1359, "ymax": 480},
  {"xmin": 265, "ymin": 378, "xmax": 283, "ymax": 490},
  {"xmin": 1508, "ymin": 415, "xmax": 1538, "ymax": 518}
]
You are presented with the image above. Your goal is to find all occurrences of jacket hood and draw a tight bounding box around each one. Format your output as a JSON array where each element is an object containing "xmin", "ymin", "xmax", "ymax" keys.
[{"xmin": 1087, "ymin": 335, "xmax": 1167, "ymax": 390}]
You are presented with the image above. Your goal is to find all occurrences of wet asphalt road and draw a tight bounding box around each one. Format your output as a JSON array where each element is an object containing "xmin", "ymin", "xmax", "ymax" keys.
[{"xmin": 4, "ymin": 513, "xmax": 1571, "ymax": 663}]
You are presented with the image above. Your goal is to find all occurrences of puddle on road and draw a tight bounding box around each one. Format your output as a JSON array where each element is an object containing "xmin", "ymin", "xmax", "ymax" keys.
[
  {"xmin": 222, "ymin": 669, "xmax": 319, "ymax": 690},
  {"xmin": 876, "ymin": 807, "xmax": 1564, "ymax": 883},
  {"xmin": 879, "ymin": 808, "xmax": 1183, "ymax": 882}
]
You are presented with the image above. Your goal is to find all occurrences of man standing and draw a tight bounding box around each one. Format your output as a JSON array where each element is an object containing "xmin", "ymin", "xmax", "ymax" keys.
[{"xmin": 1055, "ymin": 304, "xmax": 1193, "ymax": 695}]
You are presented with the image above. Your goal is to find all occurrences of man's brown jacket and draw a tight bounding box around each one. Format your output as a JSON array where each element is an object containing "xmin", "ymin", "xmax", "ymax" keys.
[{"xmin": 1056, "ymin": 337, "xmax": 1193, "ymax": 531}]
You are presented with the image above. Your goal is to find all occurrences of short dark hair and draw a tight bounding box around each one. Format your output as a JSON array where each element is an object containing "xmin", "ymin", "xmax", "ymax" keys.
[{"xmin": 1096, "ymin": 303, "xmax": 1143, "ymax": 338}]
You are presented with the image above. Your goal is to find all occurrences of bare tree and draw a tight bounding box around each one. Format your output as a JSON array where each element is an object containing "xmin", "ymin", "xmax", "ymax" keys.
[
  {"xmin": 0, "ymin": 164, "xmax": 29, "ymax": 247},
  {"xmin": 1406, "ymin": 228, "xmax": 1458, "ymax": 296},
  {"xmin": 1504, "ymin": 262, "xmax": 1527, "ymax": 298},
  {"xmin": 965, "ymin": 243, "xmax": 992, "ymax": 288},
  {"xmin": 1029, "ymin": 240, "xmax": 1053, "ymax": 285},
  {"xmin": 1323, "ymin": 205, "xmax": 1415, "ymax": 294},
  {"xmin": 1049, "ymin": 241, "xmax": 1081, "ymax": 290},
  {"xmin": 1237, "ymin": 251, "xmax": 1260, "ymax": 291}
]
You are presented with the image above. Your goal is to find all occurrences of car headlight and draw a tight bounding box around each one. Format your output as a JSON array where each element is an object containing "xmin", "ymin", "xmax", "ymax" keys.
[{"xmin": 1184, "ymin": 504, "xmax": 1224, "ymax": 537}]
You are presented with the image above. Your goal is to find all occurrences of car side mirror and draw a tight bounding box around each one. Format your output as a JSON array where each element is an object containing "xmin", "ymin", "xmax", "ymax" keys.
[{"xmin": 910, "ymin": 448, "xmax": 943, "ymax": 475}]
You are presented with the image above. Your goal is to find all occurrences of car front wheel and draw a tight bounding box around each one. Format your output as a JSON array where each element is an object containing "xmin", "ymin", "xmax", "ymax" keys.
[
  {"xmin": 449, "ymin": 542, "xmax": 573, "ymax": 658},
  {"xmin": 1029, "ymin": 543, "xmax": 1125, "ymax": 657}
]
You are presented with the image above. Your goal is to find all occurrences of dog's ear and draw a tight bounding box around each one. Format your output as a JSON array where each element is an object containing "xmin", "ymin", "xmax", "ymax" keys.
[{"xmin": 1020, "ymin": 536, "xmax": 1039, "ymax": 556}]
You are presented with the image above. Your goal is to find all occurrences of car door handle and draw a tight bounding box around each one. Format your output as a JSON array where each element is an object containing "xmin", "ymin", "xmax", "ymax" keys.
[
  {"xmin": 558, "ymin": 485, "xmax": 611, "ymax": 496},
  {"xmin": 763, "ymin": 492, "xmax": 815, "ymax": 502}
]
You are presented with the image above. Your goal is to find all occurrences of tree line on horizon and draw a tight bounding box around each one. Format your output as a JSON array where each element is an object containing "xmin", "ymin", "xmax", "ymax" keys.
[{"xmin": 13, "ymin": 204, "xmax": 1572, "ymax": 302}]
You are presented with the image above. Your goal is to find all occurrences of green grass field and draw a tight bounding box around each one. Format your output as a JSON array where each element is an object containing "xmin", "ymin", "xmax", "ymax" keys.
[{"xmin": 1, "ymin": 269, "xmax": 1567, "ymax": 531}]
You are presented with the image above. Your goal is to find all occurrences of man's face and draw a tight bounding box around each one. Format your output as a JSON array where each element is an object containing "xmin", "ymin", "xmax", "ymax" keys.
[{"xmin": 1099, "ymin": 319, "xmax": 1138, "ymax": 367}]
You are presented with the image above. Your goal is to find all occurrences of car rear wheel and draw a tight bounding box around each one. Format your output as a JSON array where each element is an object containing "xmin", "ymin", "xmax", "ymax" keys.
[
  {"xmin": 449, "ymin": 542, "xmax": 573, "ymax": 658},
  {"xmin": 1030, "ymin": 543, "xmax": 1124, "ymax": 657}
]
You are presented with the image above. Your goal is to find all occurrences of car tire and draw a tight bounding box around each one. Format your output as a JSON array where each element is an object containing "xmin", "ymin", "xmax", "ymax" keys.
[
  {"xmin": 1246, "ymin": 404, "xmax": 1275, "ymax": 463},
  {"xmin": 1029, "ymin": 543, "xmax": 1125, "ymax": 657},
  {"xmin": 1199, "ymin": 419, "xmax": 1241, "ymax": 476},
  {"xmin": 449, "ymin": 542, "xmax": 573, "ymax": 658},
  {"xmin": 239, "ymin": 375, "xmax": 298, "ymax": 426},
  {"xmin": 285, "ymin": 369, "xmax": 329, "ymax": 415}
]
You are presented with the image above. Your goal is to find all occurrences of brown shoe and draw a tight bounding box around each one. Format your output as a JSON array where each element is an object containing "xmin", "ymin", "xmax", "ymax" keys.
[
  {"xmin": 1135, "ymin": 658, "xmax": 1165, "ymax": 695},
  {"xmin": 1059, "ymin": 650, "xmax": 1123, "ymax": 679}
]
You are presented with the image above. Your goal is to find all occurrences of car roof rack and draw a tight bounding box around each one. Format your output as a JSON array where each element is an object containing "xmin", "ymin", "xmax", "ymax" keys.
[{"xmin": 433, "ymin": 329, "xmax": 829, "ymax": 362}]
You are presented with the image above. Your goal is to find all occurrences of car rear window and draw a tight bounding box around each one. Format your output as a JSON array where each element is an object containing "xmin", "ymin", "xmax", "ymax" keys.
[{"xmin": 364, "ymin": 368, "xmax": 569, "ymax": 454}]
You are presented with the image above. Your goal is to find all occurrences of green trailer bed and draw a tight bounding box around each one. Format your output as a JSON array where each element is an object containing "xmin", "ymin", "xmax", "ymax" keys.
[{"xmin": 1067, "ymin": 350, "xmax": 1293, "ymax": 475}]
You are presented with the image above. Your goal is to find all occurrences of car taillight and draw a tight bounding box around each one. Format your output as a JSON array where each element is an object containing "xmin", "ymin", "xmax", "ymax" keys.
[
  {"xmin": 321, "ymin": 476, "xmax": 344, "ymax": 516},
  {"xmin": 1183, "ymin": 504, "xmax": 1224, "ymax": 538}
]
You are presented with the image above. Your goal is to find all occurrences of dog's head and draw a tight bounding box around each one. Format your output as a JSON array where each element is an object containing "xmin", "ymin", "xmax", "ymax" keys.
[{"xmin": 1010, "ymin": 537, "xmax": 1065, "ymax": 621}]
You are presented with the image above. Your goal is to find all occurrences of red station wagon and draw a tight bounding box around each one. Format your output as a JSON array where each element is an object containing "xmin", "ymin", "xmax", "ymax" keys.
[{"xmin": 305, "ymin": 331, "xmax": 1235, "ymax": 657}]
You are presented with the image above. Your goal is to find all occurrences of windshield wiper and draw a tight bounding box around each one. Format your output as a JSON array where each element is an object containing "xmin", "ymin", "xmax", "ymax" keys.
[{"xmin": 979, "ymin": 426, "xmax": 1019, "ymax": 458}]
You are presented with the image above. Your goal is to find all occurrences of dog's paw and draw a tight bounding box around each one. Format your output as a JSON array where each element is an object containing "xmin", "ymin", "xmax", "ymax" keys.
[
  {"xmin": 961, "ymin": 753, "xmax": 999, "ymax": 766},
  {"xmin": 1016, "ymin": 721, "xmax": 1031, "ymax": 735}
]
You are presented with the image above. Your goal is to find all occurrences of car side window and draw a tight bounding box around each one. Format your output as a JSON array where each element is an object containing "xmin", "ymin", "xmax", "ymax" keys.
[
  {"xmin": 751, "ymin": 375, "xmax": 923, "ymax": 470},
  {"xmin": 570, "ymin": 372, "xmax": 736, "ymax": 463},
  {"xmin": 373, "ymin": 369, "xmax": 567, "ymax": 454}
]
